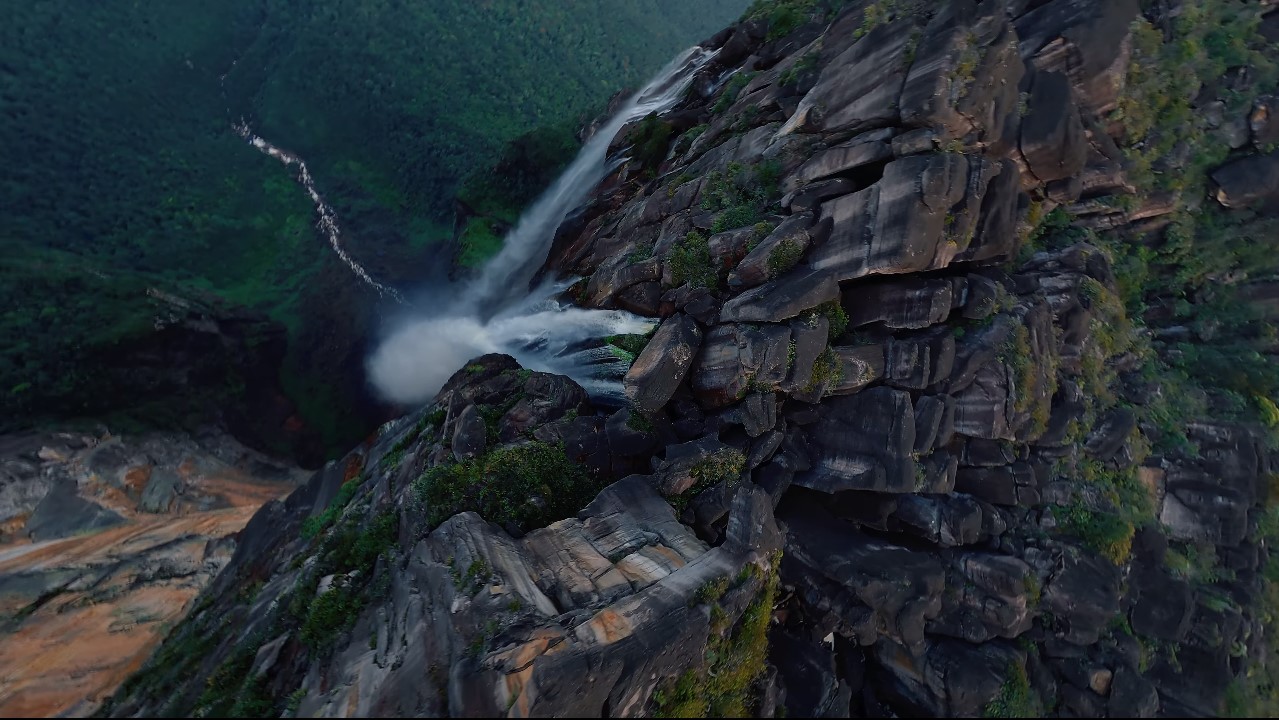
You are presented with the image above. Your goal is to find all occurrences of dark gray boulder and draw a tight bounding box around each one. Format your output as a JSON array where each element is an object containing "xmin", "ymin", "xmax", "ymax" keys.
[
  {"xmin": 794, "ymin": 388, "xmax": 917, "ymax": 494},
  {"xmin": 1013, "ymin": 0, "xmax": 1140, "ymax": 116},
  {"xmin": 1018, "ymin": 70, "xmax": 1087, "ymax": 184},
  {"xmin": 623, "ymin": 313, "xmax": 703, "ymax": 415},
  {"xmin": 872, "ymin": 637, "xmax": 1021, "ymax": 717},
  {"xmin": 691, "ymin": 323, "xmax": 792, "ymax": 408},
  {"xmin": 900, "ymin": 0, "xmax": 1025, "ymax": 151},
  {"xmin": 891, "ymin": 493, "xmax": 983, "ymax": 547},
  {"xmin": 25, "ymin": 480, "xmax": 125, "ymax": 540},
  {"xmin": 793, "ymin": 18, "xmax": 915, "ymax": 134},
  {"xmin": 883, "ymin": 330, "xmax": 956, "ymax": 390},
  {"xmin": 1212, "ymin": 149, "xmax": 1279, "ymax": 209},
  {"xmin": 781, "ymin": 498, "xmax": 945, "ymax": 652},
  {"xmin": 810, "ymin": 154, "xmax": 995, "ymax": 281},
  {"xmin": 719, "ymin": 267, "xmax": 840, "ymax": 323},
  {"xmin": 789, "ymin": 129, "xmax": 895, "ymax": 187},
  {"xmin": 1040, "ymin": 547, "xmax": 1121, "ymax": 645},
  {"xmin": 728, "ymin": 212, "xmax": 815, "ymax": 290},
  {"xmin": 845, "ymin": 277, "xmax": 954, "ymax": 329},
  {"xmin": 138, "ymin": 468, "xmax": 181, "ymax": 514},
  {"xmin": 829, "ymin": 344, "xmax": 886, "ymax": 396}
]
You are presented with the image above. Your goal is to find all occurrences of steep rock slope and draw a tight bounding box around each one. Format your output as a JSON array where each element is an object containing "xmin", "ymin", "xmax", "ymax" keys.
[{"xmin": 106, "ymin": 0, "xmax": 1279, "ymax": 717}]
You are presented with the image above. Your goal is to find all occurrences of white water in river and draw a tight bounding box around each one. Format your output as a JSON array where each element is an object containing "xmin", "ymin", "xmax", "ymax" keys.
[
  {"xmin": 367, "ymin": 46, "xmax": 716, "ymax": 404},
  {"xmin": 234, "ymin": 121, "xmax": 407, "ymax": 304}
]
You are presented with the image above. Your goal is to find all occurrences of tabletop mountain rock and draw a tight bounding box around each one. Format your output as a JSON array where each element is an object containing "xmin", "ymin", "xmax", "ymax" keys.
[{"xmin": 106, "ymin": 0, "xmax": 1279, "ymax": 717}]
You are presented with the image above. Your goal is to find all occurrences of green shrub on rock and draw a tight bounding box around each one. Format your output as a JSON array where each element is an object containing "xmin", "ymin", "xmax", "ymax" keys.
[{"xmin": 413, "ymin": 442, "xmax": 596, "ymax": 530}]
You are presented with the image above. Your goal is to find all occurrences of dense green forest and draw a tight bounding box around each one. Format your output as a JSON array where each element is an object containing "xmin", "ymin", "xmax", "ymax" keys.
[{"xmin": 0, "ymin": 0, "xmax": 747, "ymax": 454}]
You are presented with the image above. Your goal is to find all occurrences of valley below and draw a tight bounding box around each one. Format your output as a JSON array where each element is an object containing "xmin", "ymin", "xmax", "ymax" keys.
[{"xmin": 0, "ymin": 430, "xmax": 305, "ymax": 716}]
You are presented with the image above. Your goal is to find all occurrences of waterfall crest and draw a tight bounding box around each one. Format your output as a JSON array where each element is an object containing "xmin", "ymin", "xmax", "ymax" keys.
[{"xmin": 367, "ymin": 46, "xmax": 715, "ymax": 405}]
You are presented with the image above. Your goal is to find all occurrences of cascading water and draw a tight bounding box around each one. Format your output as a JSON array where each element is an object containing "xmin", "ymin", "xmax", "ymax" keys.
[
  {"xmin": 233, "ymin": 121, "xmax": 408, "ymax": 305},
  {"xmin": 368, "ymin": 46, "xmax": 717, "ymax": 405}
]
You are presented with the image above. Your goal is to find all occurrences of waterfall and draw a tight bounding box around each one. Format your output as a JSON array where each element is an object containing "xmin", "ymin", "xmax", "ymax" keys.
[
  {"xmin": 234, "ymin": 122, "xmax": 407, "ymax": 304},
  {"xmin": 368, "ymin": 46, "xmax": 717, "ymax": 405}
]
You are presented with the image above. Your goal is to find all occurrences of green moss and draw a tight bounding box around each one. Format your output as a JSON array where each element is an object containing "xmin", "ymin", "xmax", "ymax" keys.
[
  {"xmin": 690, "ymin": 449, "xmax": 747, "ymax": 488},
  {"xmin": 778, "ymin": 51, "xmax": 819, "ymax": 87},
  {"xmin": 626, "ymin": 407, "xmax": 657, "ymax": 434},
  {"xmin": 817, "ymin": 300, "xmax": 849, "ymax": 339},
  {"xmin": 671, "ymin": 448, "xmax": 748, "ymax": 514},
  {"xmin": 413, "ymin": 442, "xmax": 597, "ymax": 530},
  {"xmin": 693, "ymin": 577, "xmax": 731, "ymax": 606},
  {"xmin": 1023, "ymin": 574, "xmax": 1042, "ymax": 608},
  {"xmin": 803, "ymin": 347, "xmax": 844, "ymax": 395},
  {"xmin": 853, "ymin": 0, "xmax": 925, "ymax": 39},
  {"xmin": 608, "ymin": 332, "xmax": 654, "ymax": 357}
]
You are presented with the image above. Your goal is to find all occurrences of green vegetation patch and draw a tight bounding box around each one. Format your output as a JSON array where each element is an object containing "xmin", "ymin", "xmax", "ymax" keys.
[
  {"xmin": 298, "ymin": 511, "xmax": 399, "ymax": 650},
  {"xmin": 745, "ymin": 0, "xmax": 820, "ymax": 41},
  {"xmin": 653, "ymin": 552, "xmax": 780, "ymax": 717},
  {"xmin": 983, "ymin": 662, "xmax": 1042, "ymax": 718},
  {"xmin": 413, "ymin": 442, "xmax": 598, "ymax": 530},
  {"xmin": 670, "ymin": 231, "xmax": 722, "ymax": 290},
  {"xmin": 766, "ymin": 236, "xmax": 805, "ymax": 278},
  {"xmin": 701, "ymin": 161, "xmax": 783, "ymax": 235},
  {"xmin": 300, "ymin": 477, "xmax": 362, "ymax": 540},
  {"xmin": 628, "ymin": 113, "xmax": 675, "ymax": 176}
]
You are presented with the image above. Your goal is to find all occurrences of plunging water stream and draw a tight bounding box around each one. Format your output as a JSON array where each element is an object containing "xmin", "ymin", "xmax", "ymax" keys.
[
  {"xmin": 234, "ymin": 122, "xmax": 408, "ymax": 304},
  {"xmin": 367, "ymin": 46, "xmax": 717, "ymax": 404}
]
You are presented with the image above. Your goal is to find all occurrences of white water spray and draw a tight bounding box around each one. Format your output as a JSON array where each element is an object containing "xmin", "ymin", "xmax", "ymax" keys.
[
  {"xmin": 368, "ymin": 46, "xmax": 717, "ymax": 404},
  {"xmin": 234, "ymin": 121, "xmax": 407, "ymax": 304}
]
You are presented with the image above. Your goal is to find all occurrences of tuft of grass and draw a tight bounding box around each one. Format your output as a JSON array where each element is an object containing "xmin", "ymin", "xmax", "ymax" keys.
[
  {"xmin": 693, "ymin": 577, "xmax": 731, "ymax": 606},
  {"xmin": 803, "ymin": 347, "xmax": 844, "ymax": 395},
  {"xmin": 1055, "ymin": 502, "xmax": 1135, "ymax": 566}
]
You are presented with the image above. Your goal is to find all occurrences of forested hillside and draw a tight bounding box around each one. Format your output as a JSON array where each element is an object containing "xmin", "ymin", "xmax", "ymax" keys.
[{"xmin": 0, "ymin": 0, "xmax": 747, "ymax": 457}]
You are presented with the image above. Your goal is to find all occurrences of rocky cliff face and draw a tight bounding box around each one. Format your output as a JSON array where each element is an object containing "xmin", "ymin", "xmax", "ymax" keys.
[{"xmin": 104, "ymin": 0, "xmax": 1279, "ymax": 717}]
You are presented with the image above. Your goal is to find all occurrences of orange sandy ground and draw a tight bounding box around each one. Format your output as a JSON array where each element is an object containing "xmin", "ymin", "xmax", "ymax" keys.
[{"xmin": 0, "ymin": 473, "xmax": 290, "ymax": 717}]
